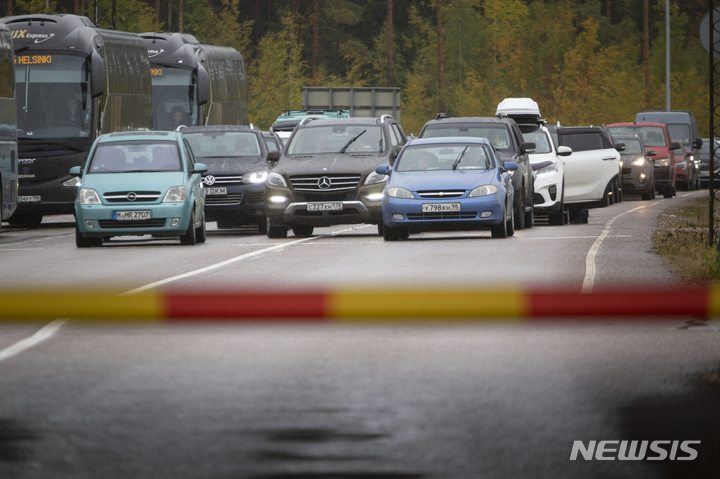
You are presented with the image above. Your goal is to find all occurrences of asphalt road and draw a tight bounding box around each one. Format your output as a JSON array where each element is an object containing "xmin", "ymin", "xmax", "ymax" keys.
[{"xmin": 0, "ymin": 191, "xmax": 718, "ymax": 479}]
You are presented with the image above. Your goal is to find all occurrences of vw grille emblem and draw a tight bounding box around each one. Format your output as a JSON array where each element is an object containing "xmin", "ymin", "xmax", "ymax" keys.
[
  {"xmin": 204, "ymin": 175, "xmax": 216, "ymax": 186},
  {"xmin": 126, "ymin": 192, "xmax": 137, "ymax": 201},
  {"xmin": 318, "ymin": 176, "xmax": 332, "ymax": 189}
]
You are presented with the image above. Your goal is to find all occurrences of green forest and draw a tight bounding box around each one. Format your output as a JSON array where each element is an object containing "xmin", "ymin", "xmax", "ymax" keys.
[{"xmin": 1, "ymin": 0, "xmax": 712, "ymax": 134}]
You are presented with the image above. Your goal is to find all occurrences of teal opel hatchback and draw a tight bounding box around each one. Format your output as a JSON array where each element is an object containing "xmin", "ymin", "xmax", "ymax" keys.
[{"xmin": 71, "ymin": 131, "xmax": 207, "ymax": 247}]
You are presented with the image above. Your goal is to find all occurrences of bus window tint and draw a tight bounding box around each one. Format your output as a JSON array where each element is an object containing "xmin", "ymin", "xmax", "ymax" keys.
[
  {"xmin": 14, "ymin": 54, "xmax": 90, "ymax": 138},
  {"xmin": 151, "ymin": 67, "xmax": 197, "ymax": 130}
]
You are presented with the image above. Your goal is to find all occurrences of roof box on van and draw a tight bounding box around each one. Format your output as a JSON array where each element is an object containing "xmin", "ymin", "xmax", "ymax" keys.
[{"xmin": 496, "ymin": 98, "xmax": 545, "ymax": 125}]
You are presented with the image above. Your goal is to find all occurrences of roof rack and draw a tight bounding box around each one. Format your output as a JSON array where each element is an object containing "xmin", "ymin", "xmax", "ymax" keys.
[
  {"xmin": 298, "ymin": 116, "xmax": 320, "ymax": 126},
  {"xmin": 436, "ymin": 112, "xmax": 447, "ymax": 120},
  {"xmin": 379, "ymin": 114, "xmax": 394, "ymax": 123}
]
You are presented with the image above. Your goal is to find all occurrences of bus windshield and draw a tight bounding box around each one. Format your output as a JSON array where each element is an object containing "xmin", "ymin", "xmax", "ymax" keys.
[
  {"xmin": 15, "ymin": 53, "xmax": 90, "ymax": 139},
  {"xmin": 150, "ymin": 66, "xmax": 197, "ymax": 130}
]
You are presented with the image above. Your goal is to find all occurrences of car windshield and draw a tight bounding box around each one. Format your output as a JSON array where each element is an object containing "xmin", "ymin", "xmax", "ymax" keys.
[
  {"xmin": 395, "ymin": 144, "xmax": 494, "ymax": 172},
  {"xmin": 620, "ymin": 139, "xmax": 643, "ymax": 154},
  {"xmin": 609, "ymin": 126, "xmax": 667, "ymax": 147},
  {"xmin": 287, "ymin": 125, "xmax": 384, "ymax": 155},
  {"xmin": 184, "ymin": 131, "xmax": 261, "ymax": 158},
  {"xmin": 559, "ymin": 132, "xmax": 605, "ymax": 152},
  {"xmin": 521, "ymin": 129, "xmax": 552, "ymax": 154},
  {"xmin": 666, "ymin": 124, "xmax": 692, "ymax": 147},
  {"xmin": 422, "ymin": 125, "xmax": 514, "ymax": 152},
  {"xmin": 88, "ymin": 141, "xmax": 181, "ymax": 173}
]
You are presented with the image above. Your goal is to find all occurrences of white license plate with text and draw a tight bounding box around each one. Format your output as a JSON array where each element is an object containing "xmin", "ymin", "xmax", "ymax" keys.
[
  {"xmin": 113, "ymin": 210, "xmax": 151, "ymax": 221},
  {"xmin": 307, "ymin": 202, "xmax": 343, "ymax": 212},
  {"xmin": 422, "ymin": 203, "xmax": 461, "ymax": 213},
  {"xmin": 204, "ymin": 187, "xmax": 227, "ymax": 195}
]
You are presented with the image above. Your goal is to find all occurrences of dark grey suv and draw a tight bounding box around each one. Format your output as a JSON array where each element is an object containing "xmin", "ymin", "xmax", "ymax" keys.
[
  {"xmin": 264, "ymin": 115, "xmax": 407, "ymax": 238},
  {"xmin": 419, "ymin": 116, "xmax": 536, "ymax": 229}
]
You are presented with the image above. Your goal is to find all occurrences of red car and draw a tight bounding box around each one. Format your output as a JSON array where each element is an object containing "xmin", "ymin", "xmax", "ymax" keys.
[{"xmin": 606, "ymin": 122, "xmax": 680, "ymax": 198}]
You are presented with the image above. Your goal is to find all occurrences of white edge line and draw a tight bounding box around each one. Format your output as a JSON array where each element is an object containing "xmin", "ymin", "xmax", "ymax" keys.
[
  {"xmin": 122, "ymin": 224, "xmax": 371, "ymax": 295},
  {"xmin": 0, "ymin": 319, "xmax": 67, "ymax": 363},
  {"xmin": 582, "ymin": 202, "xmax": 660, "ymax": 292}
]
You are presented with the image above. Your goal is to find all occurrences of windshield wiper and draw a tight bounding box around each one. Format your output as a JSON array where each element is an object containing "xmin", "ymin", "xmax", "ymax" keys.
[
  {"xmin": 339, "ymin": 129, "xmax": 367, "ymax": 153},
  {"xmin": 452, "ymin": 146, "xmax": 469, "ymax": 170}
]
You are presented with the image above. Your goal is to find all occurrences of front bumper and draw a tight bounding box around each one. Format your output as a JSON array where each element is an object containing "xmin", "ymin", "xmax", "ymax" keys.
[
  {"xmin": 532, "ymin": 172, "xmax": 562, "ymax": 212},
  {"xmin": 204, "ymin": 183, "xmax": 265, "ymax": 223},
  {"xmin": 265, "ymin": 183, "xmax": 384, "ymax": 226},
  {"xmin": 75, "ymin": 201, "xmax": 193, "ymax": 237},
  {"xmin": 382, "ymin": 195, "xmax": 504, "ymax": 232},
  {"xmin": 15, "ymin": 180, "xmax": 77, "ymax": 216},
  {"xmin": 621, "ymin": 163, "xmax": 653, "ymax": 193}
]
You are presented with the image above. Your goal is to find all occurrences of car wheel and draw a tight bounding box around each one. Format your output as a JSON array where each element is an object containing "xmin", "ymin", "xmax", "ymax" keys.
[
  {"xmin": 8, "ymin": 213, "xmax": 42, "ymax": 227},
  {"xmin": 377, "ymin": 223, "xmax": 384, "ymax": 236},
  {"xmin": 383, "ymin": 224, "xmax": 408, "ymax": 241},
  {"xmin": 599, "ymin": 182, "xmax": 611, "ymax": 207},
  {"xmin": 292, "ymin": 225, "xmax": 314, "ymax": 237},
  {"xmin": 266, "ymin": 216, "xmax": 288, "ymax": 239},
  {"xmin": 641, "ymin": 183, "xmax": 655, "ymax": 200},
  {"xmin": 491, "ymin": 220, "xmax": 508, "ymax": 238},
  {"xmin": 180, "ymin": 211, "xmax": 198, "ymax": 245},
  {"xmin": 505, "ymin": 203, "xmax": 515, "ymax": 237},
  {"xmin": 75, "ymin": 225, "xmax": 101, "ymax": 248},
  {"xmin": 513, "ymin": 190, "xmax": 526, "ymax": 230},
  {"xmin": 524, "ymin": 202, "xmax": 534, "ymax": 228},
  {"xmin": 257, "ymin": 220, "xmax": 268, "ymax": 235},
  {"xmin": 196, "ymin": 213, "xmax": 207, "ymax": 243}
]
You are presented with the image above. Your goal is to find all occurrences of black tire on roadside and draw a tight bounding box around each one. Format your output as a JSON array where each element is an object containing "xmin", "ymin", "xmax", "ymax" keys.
[
  {"xmin": 196, "ymin": 213, "xmax": 206, "ymax": 243},
  {"xmin": 292, "ymin": 225, "xmax": 314, "ymax": 237},
  {"xmin": 266, "ymin": 216, "xmax": 288, "ymax": 239},
  {"xmin": 75, "ymin": 225, "xmax": 101, "ymax": 248},
  {"xmin": 180, "ymin": 211, "xmax": 198, "ymax": 245},
  {"xmin": 514, "ymin": 190, "xmax": 526, "ymax": 230}
]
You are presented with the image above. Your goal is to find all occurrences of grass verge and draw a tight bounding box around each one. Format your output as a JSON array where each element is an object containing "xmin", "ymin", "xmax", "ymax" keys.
[{"xmin": 653, "ymin": 196, "xmax": 720, "ymax": 282}]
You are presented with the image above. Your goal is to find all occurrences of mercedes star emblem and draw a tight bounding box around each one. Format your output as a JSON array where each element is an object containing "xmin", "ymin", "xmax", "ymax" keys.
[
  {"xmin": 204, "ymin": 175, "xmax": 216, "ymax": 186},
  {"xmin": 317, "ymin": 176, "xmax": 332, "ymax": 189}
]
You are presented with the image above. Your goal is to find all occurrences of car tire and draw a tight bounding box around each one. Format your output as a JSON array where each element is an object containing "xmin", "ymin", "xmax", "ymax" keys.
[
  {"xmin": 8, "ymin": 213, "xmax": 42, "ymax": 227},
  {"xmin": 383, "ymin": 224, "xmax": 408, "ymax": 241},
  {"xmin": 75, "ymin": 225, "xmax": 101, "ymax": 248},
  {"xmin": 196, "ymin": 213, "xmax": 206, "ymax": 243},
  {"xmin": 491, "ymin": 220, "xmax": 508, "ymax": 238},
  {"xmin": 524, "ymin": 201, "xmax": 534, "ymax": 228},
  {"xmin": 377, "ymin": 223, "xmax": 384, "ymax": 236},
  {"xmin": 641, "ymin": 184, "xmax": 655, "ymax": 200},
  {"xmin": 292, "ymin": 225, "xmax": 314, "ymax": 237},
  {"xmin": 180, "ymin": 211, "xmax": 198, "ymax": 245},
  {"xmin": 257, "ymin": 220, "xmax": 268, "ymax": 235},
  {"xmin": 599, "ymin": 182, "xmax": 611, "ymax": 207},
  {"xmin": 266, "ymin": 217, "xmax": 288, "ymax": 239},
  {"xmin": 549, "ymin": 187, "xmax": 565, "ymax": 225},
  {"xmin": 505, "ymin": 203, "xmax": 515, "ymax": 237},
  {"xmin": 513, "ymin": 190, "xmax": 526, "ymax": 230}
]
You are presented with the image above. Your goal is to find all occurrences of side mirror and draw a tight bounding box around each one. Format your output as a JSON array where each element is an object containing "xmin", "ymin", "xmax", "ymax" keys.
[
  {"xmin": 557, "ymin": 145, "xmax": 573, "ymax": 157},
  {"xmin": 375, "ymin": 164, "xmax": 392, "ymax": 176},
  {"xmin": 196, "ymin": 66, "xmax": 209, "ymax": 106},
  {"xmin": 531, "ymin": 160, "xmax": 553, "ymax": 171},
  {"xmin": 90, "ymin": 51, "xmax": 105, "ymax": 98},
  {"xmin": 614, "ymin": 143, "xmax": 626, "ymax": 152},
  {"xmin": 502, "ymin": 161, "xmax": 519, "ymax": 172},
  {"xmin": 670, "ymin": 142, "xmax": 682, "ymax": 151},
  {"xmin": 646, "ymin": 150, "xmax": 657, "ymax": 157},
  {"xmin": 69, "ymin": 165, "xmax": 82, "ymax": 176},
  {"xmin": 521, "ymin": 142, "xmax": 536, "ymax": 154},
  {"xmin": 693, "ymin": 138, "xmax": 703, "ymax": 150},
  {"xmin": 192, "ymin": 162, "xmax": 208, "ymax": 174},
  {"xmin": 266, "ymin": 150, "xmax": 280, "ymax": 164}
]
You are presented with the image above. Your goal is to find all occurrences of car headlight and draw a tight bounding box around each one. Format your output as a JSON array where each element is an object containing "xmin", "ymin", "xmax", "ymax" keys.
[
  {"xmin": 387, "ymin": 187, "xmax": 413, "ymax": 199},
  {"xmin": 63, "ymin": 176, "xmax": 81, "ymax": 187},
  {"xmin": 78, "ymin": 188, "xmax": 101, "ymax": 204},
  {"xmin": 163, "ymin": 186, "xmax": 186, "ymax": 202},
  {"xmin": 242, "ymin": 170, "xmax": 269, "ymax": 184},
  {"xmin": 364, "ymin": 171, "xmax": 389, "ymax": 185},
  {"xmin": 267, "ymin": 172, "xmax": 288, "ymax": 188},
  {"xmin": 631, "ymin": 158, "xmax": 646, "ymax": 166},
  {"xmin": 468, "ymin": 185, "xmax": 498, "ymax": 197},
  {"xmin": 654, "ymin": 157, "xmax": 670, "ymax": 167}
]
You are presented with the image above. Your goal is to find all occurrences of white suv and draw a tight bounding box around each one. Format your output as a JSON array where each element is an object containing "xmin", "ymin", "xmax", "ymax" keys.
[{"xmin": 496, "ymin": 98, "xmax": 570, "ymax": 225}]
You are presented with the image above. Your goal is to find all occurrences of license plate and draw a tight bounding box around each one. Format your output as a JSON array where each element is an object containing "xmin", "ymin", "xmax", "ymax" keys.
[
  {"xmin": 17, "ymin": 195, "xmax": 41, "ymax": 203},
  {"xmin": 422, "ymin": 203, "xmax": 461, "ymax": 213},
  {"xmin": 204, "ymin": 187, "xmax": 227, "ymax": 195},
  {"xmin": 307, "ymin": 202, "xmax": 343, "ymax": 212},
  {"xmin": 113, "ymin": 210, "xmax": 151, "ymax": 221}
]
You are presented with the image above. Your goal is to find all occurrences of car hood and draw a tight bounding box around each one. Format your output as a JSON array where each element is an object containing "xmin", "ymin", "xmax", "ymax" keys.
[
  {"xmin": 275, "ymin": 153, "xmax": 387, "ymax": 177},
  {"xmin": 81, "ymin": 172, "xmax": 187, "ymax": 194},
  {"xmin": 391, "ymin": 169, "xmax": 498, "ymax": 191},
  {"xmin": 196, "ymin": 156, "xmax": 266, "ymax": 176}
]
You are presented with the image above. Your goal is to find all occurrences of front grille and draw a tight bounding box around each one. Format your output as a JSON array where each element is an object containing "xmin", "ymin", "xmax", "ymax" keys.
[
  {"xmin": 203, "ymin": 175, "xmax": 244, "ymax": 185},
  {"xmin": 104, "ymin": 191, "xmax": 162, "ymax": 203},
  {"xmin": 245, "ymin": 191, "xmax": 265, "ymax": 203},
  {"xmin": 417, "ymin": 190, "xmax": 465, "ymax": 199},
  {"xmin": 621, "ymin": 168, "xmax": 632, "ymax": 175},
  {"xmin": 407, "ymin": 212, "xmax": 477, "ymax": 221},
  {"xmin": 290, "ymin": 174, "xmax": 361, "ymax": 192},
  {"xmin": 205, "ymin": 193, "xmax": 243, "ymax": 206},
  {"xmin": 98, "ymin": 219, "xmax": 167, "ymax": 228}
]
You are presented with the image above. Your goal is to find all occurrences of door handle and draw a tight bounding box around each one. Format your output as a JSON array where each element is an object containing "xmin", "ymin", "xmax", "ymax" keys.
[{"xmin": 602, "ymin": 157, "xmax": 616, "ymax": 161}]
